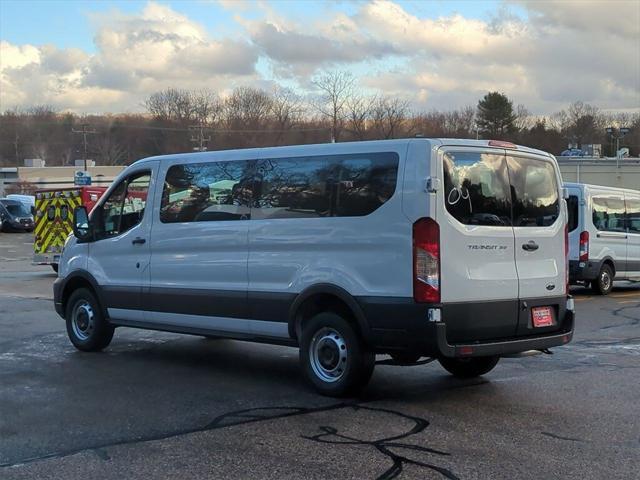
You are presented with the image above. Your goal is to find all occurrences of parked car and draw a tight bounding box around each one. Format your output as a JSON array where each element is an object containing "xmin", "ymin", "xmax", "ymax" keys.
[
  {"xmin": 560, "ymin": 148, "xmax": 585, "ymax": 157},
  {"xmin": 54, "ymin": 139, "xmax": 575, "ymax": 396},
  {"xmin": 0, "ymin": 198, "xmax": 35, "ymax": 232},
  {"xmin": 565, "ymin": 182, "xmax": 640, "ymax": 294}
]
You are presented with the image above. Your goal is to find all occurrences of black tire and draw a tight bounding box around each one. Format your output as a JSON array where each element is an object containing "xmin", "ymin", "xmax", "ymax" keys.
[
  {"xmin": 51, "ymin": 264, "xmax": 59, "ymax": 273},
  {"xmin": 439, "ymin": 356, "xmax": 500, "ymax": 378},
  {"xmin": 300, "ymin": 312, "xmax": 375, "ymax": 397},
  {"xmin": 591, "ymin": 264, "xmax": 613, "ymax": 295},
  {"xmin": 65, "ymin": 288, "xmax": 114, "ymax": 352}
]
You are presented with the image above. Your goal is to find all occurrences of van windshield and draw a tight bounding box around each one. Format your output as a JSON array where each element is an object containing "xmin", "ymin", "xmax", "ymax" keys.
[{"xmin": 2, "ymin": 202, "xmax": 30, "ymax": 217}]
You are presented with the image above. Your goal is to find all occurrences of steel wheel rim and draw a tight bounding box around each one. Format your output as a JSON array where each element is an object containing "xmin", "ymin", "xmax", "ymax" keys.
[
  {"xmin": 601, "ymin": 271, "xmax": 611, "ymax": 291},
  {"xmin": 309, "ymin": 328, "xmax": 348, "ymax": 383},
  {"xmin": 72, "ymin": 301, "xmax": 95, "ymax": 341}
]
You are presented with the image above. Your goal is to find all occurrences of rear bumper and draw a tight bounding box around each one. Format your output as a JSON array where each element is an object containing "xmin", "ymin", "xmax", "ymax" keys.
[
  {"xmin": 357, "ymin": 295, "xmax": 574, "ymax": 358},
  {"xmin": 569, "ymin": 259, "xmax": 602, "ymax": 283},
  {"xmin": 33, "ymin": 253, "xmax": 60, "ymax": 266},
  {"xmin": 434, "ymin": 309, "xmax": 574, "ymax": 357}
]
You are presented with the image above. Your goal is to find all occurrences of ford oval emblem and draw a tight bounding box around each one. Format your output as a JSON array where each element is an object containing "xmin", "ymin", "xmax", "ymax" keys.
[{"xmin": 546, "ymin": 283, "xmax": 555, "ymax": 291}]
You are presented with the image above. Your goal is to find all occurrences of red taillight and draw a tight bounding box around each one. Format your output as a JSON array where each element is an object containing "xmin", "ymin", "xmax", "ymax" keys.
[
  {"xmin": 579, "ymin": 231, "xmax": 589, "ymax": 262},
  {"xmin": 413, "ymin": 218, "xmax": 440, "ymax": 303}
]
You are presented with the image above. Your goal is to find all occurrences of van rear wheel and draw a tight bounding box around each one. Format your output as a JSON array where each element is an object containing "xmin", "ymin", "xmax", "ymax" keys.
[
  {"xmin": 438, "ymin": 356, "xmax": 499, "ymax": 378},
  {"xmin": 300, "ymin": 312, "xmax": 374, "ymax": 397},
  {"xmin": 65, "ymin": 288, "xmax": 114, "ymax": 352},
  {"xmin": 591, "ymin": 264, "xmax": 613, "ymax": 295}
]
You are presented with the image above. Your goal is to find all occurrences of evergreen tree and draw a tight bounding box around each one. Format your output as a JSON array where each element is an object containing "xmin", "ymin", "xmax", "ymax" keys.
[{"xmin": 476, "ymin": 92, "xmax": 516, "ymax": 139}]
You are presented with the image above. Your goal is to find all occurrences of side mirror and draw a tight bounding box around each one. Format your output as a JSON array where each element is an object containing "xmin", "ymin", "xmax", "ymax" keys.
[
  {"xmin": 561, "ymin": 187, "xmax": 570, "ymax": 199},
  {"xmin": 72, "ymin": 206, "xmax": 92, "ymax": 241},
  {"xmin": 30, "ymin": 206, "xmax": 36, "ymax": 216}
]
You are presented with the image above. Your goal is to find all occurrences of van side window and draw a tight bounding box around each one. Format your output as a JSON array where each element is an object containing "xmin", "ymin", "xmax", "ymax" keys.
[
  {"xmin": 94, "ymin": 171, "xmax": 150, "ymax": 239},
  {"xmin": 161, "ymin": 160, "xmax": 254, "ymax": 223},
  {"xmin": 443, "ymin": 151, "xmax": 512, "ymax": 226},
  {"xmin": 253, "ymin": 152, "xmax": 398, "ymax": 219},
  {"xmin": 592, "ymin": 197, "xmax": 626, "ymax": 232},
  {"xmin": 507, "ymin": 156, "xmax": 559, "ymax": 227},
  {"xmin": 567, "ymin": 195, "xmax": 579, "ymax": 232},
  {"xmin": 624, "ymin": 197, "xmax": 640, "ymax": 233}
]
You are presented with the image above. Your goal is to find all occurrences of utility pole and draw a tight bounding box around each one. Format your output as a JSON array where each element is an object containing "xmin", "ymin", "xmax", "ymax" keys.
[
  {"xmin": 189, "ymin": 125, "xmax": 211, "ymax": 152},
  {"xmin": 72, "ymin": 124, "xmax": 97, "ymax": 171}
]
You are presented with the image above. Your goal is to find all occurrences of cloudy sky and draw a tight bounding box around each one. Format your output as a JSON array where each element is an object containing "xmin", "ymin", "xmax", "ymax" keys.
[{"xmin": 1, "ymin": 0, "xmax": 638, "ymax": 115}]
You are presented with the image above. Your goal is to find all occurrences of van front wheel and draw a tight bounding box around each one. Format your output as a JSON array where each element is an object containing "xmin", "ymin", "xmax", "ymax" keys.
[
  {"xmin": 300, "ymin": 312, "xmax": 374, "ymax": 397},
  {"xmin": 65, "ymin": 288, "xmax": 114, "ymax": 352},
  {"xmin": 438, "ymin": 356, "xmax": 499, "ymax": 378}
]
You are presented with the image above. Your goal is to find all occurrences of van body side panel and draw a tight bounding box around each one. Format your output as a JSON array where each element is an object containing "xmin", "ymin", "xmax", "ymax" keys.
[
  {"xmin": 247, "ymin": 145, "xmax": 413, "ymax": 316},
  {"xmin": 145, "ymin": 153, "xmax": 256, "ymax": 330},
  {"xmin": 587, "ymin": 186, "xmax": 627, "ymax": 274},
  {"xmin": 626, "ymin": 193, "xmax": 640, "ymax": 277},
  {"xmin": 87, "ymin": 161, "xmax": 159, "ymax": 320}
]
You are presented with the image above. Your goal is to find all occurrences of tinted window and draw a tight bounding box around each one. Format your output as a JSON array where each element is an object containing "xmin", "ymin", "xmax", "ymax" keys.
[
  {"xmin": 443, "ymin": 151, "xmax": 512, "ymax": 226},
  {"xmin": 567, "ymin": 195, "xmax": 579, "ymax": 232},
  {"xmin": 627, "ymin": 197, "xmax": 640, "ymax": 233},
  {"xmin": 507, "ymin": 156, "xmax": 559, "ymax": 227},
  {"xmin": 253, "ymin": 152, "xmax": 398, "ymax": 220},
  {"xmin": 4, "ymin": 203, "xmax": 29, "ymax": 217},
  {"xmin": 161, "ymin": 160, "xmax": 254, "ymax": 223},
  {"xmin": 94, "ymin": 172, "xmax": 150, "ymax": 238},
  {"xmin": 592, "ymin": 196, "xmax": 626, "ymax": 232}
]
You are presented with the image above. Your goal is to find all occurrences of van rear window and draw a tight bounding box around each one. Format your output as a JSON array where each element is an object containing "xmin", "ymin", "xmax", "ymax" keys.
[
  {"xmin": 507, "ymin": 156, "xmax": 559, "ymax": 227},
  {"xmin": 442, "ymin": 151, "xmax": 512, "ymax": 226}
]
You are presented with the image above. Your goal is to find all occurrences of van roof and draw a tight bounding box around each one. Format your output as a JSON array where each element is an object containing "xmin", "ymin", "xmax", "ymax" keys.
[
  {"xmin": 133, "ymin": 138, "xmax": 554, "ymax": 165},
  {"xmin": 564, "ymin": 182, "xmax": 640, "ymax": 195}
]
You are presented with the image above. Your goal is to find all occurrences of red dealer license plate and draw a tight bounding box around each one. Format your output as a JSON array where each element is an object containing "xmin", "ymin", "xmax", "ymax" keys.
[{"xmin": 532, "ymin": 306, "xmax": 555, "ymax": 328}]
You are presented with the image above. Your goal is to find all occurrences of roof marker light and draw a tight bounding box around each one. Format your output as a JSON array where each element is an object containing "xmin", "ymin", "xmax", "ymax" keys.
[{"xmin": 488, "ymin": 140, "xmax": 518, "ymax": 149}]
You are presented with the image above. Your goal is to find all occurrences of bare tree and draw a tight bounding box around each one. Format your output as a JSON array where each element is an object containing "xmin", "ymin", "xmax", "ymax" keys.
[
  {"xmin": 345, "ymin": 95, "xmax": 376, "ymax": 141},
  {"xmin": 270, "ymin": 87, "xmax": 304, "ymax": 144},
  {"xmin": 224, "ymin": 86, "xmax": 273, "ymax": 129},
  {"xmin": 514, "ymin": 104, "xmax": 533, "ymax": 132},
  {"xmin": 312, "ymin": 71, "xmax": 355, "ymax": 142},
  {"xmin": 371, "ymin": 96, "xmax": 410, "ymax": 139}
]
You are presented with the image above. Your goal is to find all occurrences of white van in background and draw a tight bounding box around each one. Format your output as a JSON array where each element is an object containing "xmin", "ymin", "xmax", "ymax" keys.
[
  {"xmin": 54, "ymin": 139, "xmax": 574, "ymax": 396},
  {"xmin": 566, "ymin": 183, "xmax": 640, "ymax": 294}
]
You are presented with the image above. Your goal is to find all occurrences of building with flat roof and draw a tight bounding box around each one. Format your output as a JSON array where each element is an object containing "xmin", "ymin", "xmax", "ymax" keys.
[{"xmin": 0, "ymin": 166, "xmax": 125, "ymax": 196}]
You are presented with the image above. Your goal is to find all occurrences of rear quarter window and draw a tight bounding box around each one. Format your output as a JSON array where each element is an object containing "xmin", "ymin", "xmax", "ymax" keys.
[{"xmin": 592, "ymin": 196, "xmax": 626, "ymax": 232}]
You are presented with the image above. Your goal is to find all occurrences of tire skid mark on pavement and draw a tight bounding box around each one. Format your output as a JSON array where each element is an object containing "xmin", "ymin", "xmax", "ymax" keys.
[{"xmin": 0, "ymin": 391, "xmax": 477, "ymax": 478}]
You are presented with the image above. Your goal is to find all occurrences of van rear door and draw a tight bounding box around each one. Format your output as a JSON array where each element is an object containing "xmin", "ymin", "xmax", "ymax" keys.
[
  {"xmin": 507, "ymin": 153, "xmax": 566, "ymax": 334},
  {"xmin": 438, "ymin": 147, "xmax": 519, "ymax": 342}
]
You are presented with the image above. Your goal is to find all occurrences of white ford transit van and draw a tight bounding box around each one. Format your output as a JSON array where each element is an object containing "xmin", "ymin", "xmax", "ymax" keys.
[
  {"xmin": 565, "ymin": 182, "xmax": 640, "ymax": 294},
  {"xmin": 54, "ymin": 139, "xmax": 574, "ymax": 396}
]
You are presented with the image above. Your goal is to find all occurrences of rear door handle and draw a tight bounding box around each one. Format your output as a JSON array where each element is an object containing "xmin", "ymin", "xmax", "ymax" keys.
[
  {"xmin": 522, "ymin": 241, "xmax": 539, "ymax": 251},
  {"xmin": 132, "ymin": 237, "xmax": 146, "ymax": 245}
]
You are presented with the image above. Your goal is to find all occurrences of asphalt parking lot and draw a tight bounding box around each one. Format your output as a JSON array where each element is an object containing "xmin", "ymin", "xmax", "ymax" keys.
[{"xmin": 1, "ymin": 232, "xmax": 638, "ymax": 479}]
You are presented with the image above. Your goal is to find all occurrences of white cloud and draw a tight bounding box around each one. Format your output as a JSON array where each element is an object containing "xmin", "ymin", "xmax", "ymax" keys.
[
  {"xmin": 0, "ymin": 0, "xmax": 638, "ymax": 115},
  {"xmin": 1, "ymin": 2, "xmax": 259, "ymax": 113}
]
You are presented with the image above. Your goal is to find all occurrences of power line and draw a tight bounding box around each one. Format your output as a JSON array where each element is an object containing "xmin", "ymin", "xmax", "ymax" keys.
[
  {"xmin": 189, "ymin": 125, "xmax": 211, "ymax": 152},
  {"xmin": 71, "ymin": 124, "xmax": 96, "ymax": 171}
]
